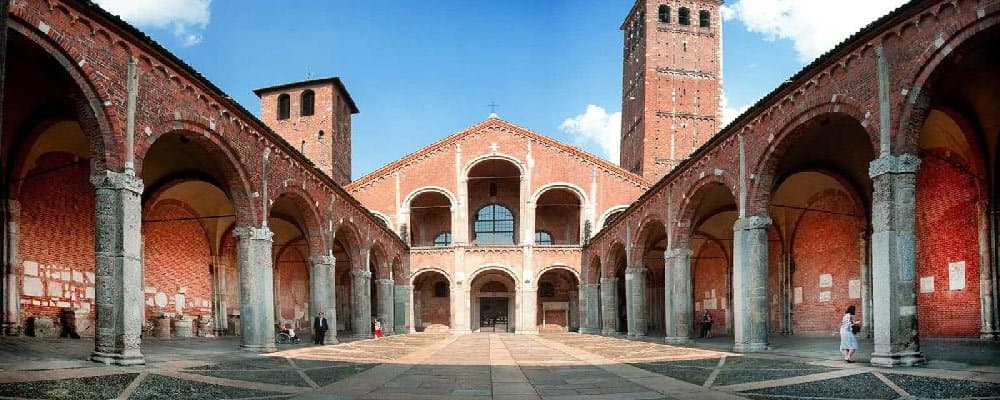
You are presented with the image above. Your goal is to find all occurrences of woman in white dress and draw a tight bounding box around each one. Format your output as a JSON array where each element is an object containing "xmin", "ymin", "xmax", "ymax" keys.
[{"xmin": 840, "ymin": 305, "xmax": 860, "ymax": 363}]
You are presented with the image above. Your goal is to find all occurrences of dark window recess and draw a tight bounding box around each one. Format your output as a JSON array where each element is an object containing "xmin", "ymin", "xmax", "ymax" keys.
[
  {"xmin": 658, "ymin": 5, "xmax": 670, "ymax": 23},
  {"xmin": 434, "ymin": 281, "xmax": 449, "ymax": 297},
  {"xmin": 535, "ymin": 231, "xmax": 553, "ymax": 246},
  {"xmin": 300, "ymin": 90, "xmax": 315, "ymax": 116},
  {"xmin": 678, "ymin": 7, "xmax": 691, "ymax": 25},
  {"xmin": 474, "ymin": 204, "xmax": 515, "ymax": 245},
  {"xmin": 277, "ymin": 93, "xmax": 290, "ymax": 120},
  {"xmin": 539, "ymin": 282, "xmax": 556, "ymax": 298},
  {"xmin": 699, "ymin": 10, "xmax": 711, "ymax": 27}
]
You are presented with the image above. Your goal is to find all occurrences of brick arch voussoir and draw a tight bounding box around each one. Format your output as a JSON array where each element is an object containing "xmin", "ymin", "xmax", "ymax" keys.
[
  {"xmin": 270, "ymin": 186, "xmax": 328, "ymax": 256},
  {"xmin": 140, "ymin": 119, "xmax": 257, "ymax": 227},
  {"xmin": 604, "ymin": 240, "xmax": 628, "ymax": 278},
  {"xmin": 631, "ymin": 212, "xmax": 667, "ymax": 265},
  {"xmin": 368, "ymin": 242, "xmax": 391, "ymax": 279},
  {"xmin": 333, "ymin": 220, "xmax": 365, "ymax": 270},
  {"xmin": 894, "ymin": 12, "xmax": 1000, "ymax": 155},
  {"xmin": 675, "ymin": 174, "xmax": 738, "ymax": 246},
  {"xmin": 748, "ymin": 101, "xmax": 875, "ymax": 216},
  {"xmin": 8, "ymin": 20, "xmax": 117, "ymax": 173}
]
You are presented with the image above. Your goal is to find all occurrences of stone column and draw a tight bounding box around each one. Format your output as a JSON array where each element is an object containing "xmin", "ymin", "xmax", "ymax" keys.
[
  {"xmin": 235, "ymin": 225, "xmax": 276, "ymax": 352},
  {"xmin": 600, "ymin": 277, "xmax": 618, "ymax": 335},
  {"xmin": 665, "ymin": 248, "xmax": 693, "ymax": 343},
  {"xmin": 310, "ymin": 254, "xmax": 338, "ymax": 344},
  {"xmin": 869, "ymin": 154, "xmax": 925, "ymax": 366},
  {"xmin": 625, "ymin": 267, "xmax": 647, "ymax": 338},
  {"xmin": 4, "ymin": 200, "xmax": 20, "ymax": 336},
  {"xmin": 394, "ymin": 284, "xmax": 413, "ymax": 333},
  {"xmin": 860, "ymin": 233, "xmax": 874, "ymax": 339},
  {"xmin": 732, "ymin": 215, "xmax": 771, "ymax": 352},
  {"xmin": 569, "ymin": 289, "xmax": 579, "ymax": 331},
  {"xmin": 375, "ymin": 278, "xmax": 395, "ymax": 335},
  {"xmin": 517, "ymin": 284, "xmax": 539, "ymax": 334},
  {"xmin": 579, "ymin": 284, "xmax": 601, "ymax": 334},
  {"xmin": 350, "ymin": 270, "xmax": 373, "ymax": 338},
  {"xmin": 90, "ymin": 171, "xmax": 145, "ymax": 365},
  {"xmin": 977, "ymin": 201, "xmax": 998, "ymax": 340}
]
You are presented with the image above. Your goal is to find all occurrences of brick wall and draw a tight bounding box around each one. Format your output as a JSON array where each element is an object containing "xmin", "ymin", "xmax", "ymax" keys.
[
  {"xmin": 915, "ymin": 151, "xmax": 981, "ymax": 337},
  {"xmin": 415, "ymin": 273, "xmax": 451, "ymax": 331},
  {"xmin": 693, "ymin": 238, "xmax": 728, "ymax": 335},
  {"xmin": 275, "ymin": 242, "xmax": 311, "ymax": 330},
  {"xmin": 790, "ymin": 190, "xmax": 863, "ymax": 335},
  {"xmin": 142, "ymin": 199, "xmax": 213, "ymax": 318},
  {"xmin": 17, "ymin": 152, "xmax": 96, "ymax": 334}
]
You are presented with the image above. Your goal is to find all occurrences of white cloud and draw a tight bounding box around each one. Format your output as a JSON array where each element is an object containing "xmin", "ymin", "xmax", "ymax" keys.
[
  {"xmin": 721, "ymin": 94, "xmax": 752, "ymax": 127},
  {"xmin": 723, "ymin": 0, "xmax": 906, "ymax": 63},
  {"xmin": 559, "ymin": 105, "xmax": 621, "ymax": 165},
  {"xmin": 94, "ymin": 0, "xmax": 211, "ymax": 47}
]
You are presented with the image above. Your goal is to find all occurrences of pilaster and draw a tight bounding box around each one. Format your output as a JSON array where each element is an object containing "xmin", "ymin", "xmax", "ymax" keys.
[
  {"xmin": 235, "ymin": 225, "xmax": 276, "ymax": 352},
  {"xmin": 732, "ymin": 215, "xmax": 771, "ymax": 353},
  {"xmin": 869, "ymin": 153, "xmax": 925, "ymax": 366},
  {"xmin": 89, "ymin": 170, "xmax": 145, "ymax": 365}
]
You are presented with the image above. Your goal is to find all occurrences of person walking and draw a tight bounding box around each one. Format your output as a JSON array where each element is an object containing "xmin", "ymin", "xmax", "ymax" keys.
[
  {"xmin": 373, "ymin": 318, "xmax": 383, "ymax": 338},
  {"xmin": 700, "ymin": 310, "xmax": 713, "ymax": 338},
  {"xmin": 840, "ymin": 305, "xmax": 860, "ymax": 363},
  {"xmin": 313, "ymin": 312, "xmax": 329, "ymax": 345}
]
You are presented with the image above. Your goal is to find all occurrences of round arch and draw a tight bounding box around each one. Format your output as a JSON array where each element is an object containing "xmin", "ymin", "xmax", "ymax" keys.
[
  {"xmin": 410, "ymin": 267, "xmax": 453, "ymax": 286},
  {"xmin": 368, "ymin": 242, "xmax": 390, "ymax": 279},
  {"xmin": 597, "ymin": 205, "xmax": 630, "ymax": 230},
  {"xmin": 467, "ymin": 264, "xmax": 521, "ymax": 287},
  {"xmin": 369, "ymin": 211, "xmax": 393, "ymax": 230},
  {"xmin": 462, "ymin": 153, "xmax": 526, "ymax": 178},
  {"xmin": 535, "ymin": 265, "xmax": 581, "ymax": 284},
  {"xmin": 530, "ymin": 182, "xmax": 587, "ymax": 204},
  {"xmin": 403, "ymin": 186, "xmax": 457, "ymax": 209},
  {"xmin": 269, "ymin": 186, "xmax": 328, "ymax": 256}
]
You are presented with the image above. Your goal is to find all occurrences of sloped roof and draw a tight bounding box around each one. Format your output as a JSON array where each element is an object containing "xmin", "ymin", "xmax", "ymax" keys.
[{"xmin": 347, "ymin": 117, "xmax": 650, "ymax": 190}]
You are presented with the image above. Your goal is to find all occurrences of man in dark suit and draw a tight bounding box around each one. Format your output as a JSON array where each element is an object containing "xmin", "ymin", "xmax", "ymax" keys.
[{"xmin": 313, "ymin": 312, "xmax": 329, "ymax": 345}]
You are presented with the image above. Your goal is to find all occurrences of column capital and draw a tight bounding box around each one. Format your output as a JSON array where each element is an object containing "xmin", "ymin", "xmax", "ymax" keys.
[
  {"xmin": 734, "ymin": 215, "xmax": 772, "ymax": 231},
  {"xmin": 375, "ymin": 278, "xmax": 394, "ymax": 284},
  {"xmin": 6, "ymin": 199, "xmax": 20, "ymax": 214},
  {"xmin": 90, "ymin": 170, "xmax": 143, "ymax": 194},
  {"xmin": 625, "ymin": 266, "xmax": 647, "ymax": 275},
  {"xmin": 664, "ymin": 248, "xmax": 693, "ymax": 258},
  {"xmin": 351, "ymin": 269, "xmax": 372, "ymax": 279},
  {"xmin": 234, "ymin": 226, "xmax": 274, "ymax": 242},
  {"xmin": 311, "ymin": 254, "xmax": 335, "ymax": 266},
  {"xmin": 869, "ymin": 153, "xmax": 920, "ymax": 178},
  {"xmin": 600, "ymin": 276, "xmax": 618, "ymax": 284}
]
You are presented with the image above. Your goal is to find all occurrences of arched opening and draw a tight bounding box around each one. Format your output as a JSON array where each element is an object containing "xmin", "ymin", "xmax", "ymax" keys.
[
  {"xmin": 678, "ymin": 7, "xmax": 691, "ymax": 26},
  {"xmin": 409, "ymin": 191, "xmax": 452, "ymax": 247},
  {"xmin": 300, "ymin": 90, "xmax": 315, "ymax": 117},
  {"xmin": 534, "ymin": 188, "xmax": 582, "ymax": 245},
  {"xmin": 140, "ymin": 130, "xmax": 248, "ymax": 338},
  {"xmin": 767, "ymin": 113, "xmax": 874, "ymax": 337},
  {"xmin": 368, "ymin": 244, "xmax": 391, "ymax": 335},
  {"xmin": 468, "ymin": 159, "xmax": 521, "ymax": 245},
  {"xmin": 658, "ymin": 5, "xmax": 671, "ymax": 23},
  {"xmin": 601, "ymin": 208, "xmax": 627, "ymax": 231},
  {"xmin": 911, "ymin": 25, "xmax": 1000, "ymax": 338},
  {"xmin": 269, "ymin": 194, "xmax": 320, "ymax": 335},
  {"xmin": 610, "ymin": 243, "xmax": 628, "ymax": 334},
  {"xmin": 2, "ymin": 28, "xmax": 108, "ymax": 336},
  {"xmin": 277, "ymin": 94, "xmax": 290, "ymax": 120},
  {"xmin": 699, "ymin": 10, "xmax": 711, "ymax": 27},
  {"xmin": 470, "ymin": 269, "xmax": 516, "ymax": 332},
  {"xmin": 333, "ymin": 225, "xmax": 359, "ymax": 335},
  {"xmin": 636, "ymin": 220, "xmax": 667, "ymax": 335},
  {"xmin": 413, "ymin": 270, "xmax": 451, "ymax": 332},
  {"xmin": 687, "ymin": 183, "xmax": 738, "ymax": 339},
  {"xmin": 536, "ymin": 268, "xmax": 580, "ymax": 332}
]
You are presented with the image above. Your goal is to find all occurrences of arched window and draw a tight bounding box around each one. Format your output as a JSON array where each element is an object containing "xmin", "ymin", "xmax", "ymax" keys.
[
  {"xmin": 277, "ymin": 93, "xmax": 290, "ymax": 120},
  {"xmin": 474, "ymin": 204, "xmax": 515, "ymax": 245},
  {"xmin": 534, "ymin": 231, "xmax": 553, "ymax": 246},
  {"xmin": 658, "ymin": 5, "xmax": 670, "ymax": 23},
  {"xmin": 678, "ymin": 7, "xmax": 691, "ymax": 25},
  {"xmin": 433, "ymin": 232, "xmax": 452, "ymax": 247},
  {"xmin": 699, "ymin": 10, "xmax": 711, "ymax": 27},
  {"xmin": 300, "ymin": 90, "xmax": 315, "ymax": 116},
  {"xmin": 434, "ymin": 281, "xmax": 449, "ymax": 297}
]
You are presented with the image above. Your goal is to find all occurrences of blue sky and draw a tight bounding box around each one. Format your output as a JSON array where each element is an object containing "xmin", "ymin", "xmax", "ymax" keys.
[{"xmin": 94, "ymin": 0, "xmax": 907, "ymax": 179}]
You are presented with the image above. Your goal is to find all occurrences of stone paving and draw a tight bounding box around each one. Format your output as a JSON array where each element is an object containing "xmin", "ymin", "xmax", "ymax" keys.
[{"xmin": 1, "ymin": 333, "xmax": 1000, "ymax": 399}]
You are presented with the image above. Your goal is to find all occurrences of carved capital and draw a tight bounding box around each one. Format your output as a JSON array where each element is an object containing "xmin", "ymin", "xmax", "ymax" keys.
[
  {"xmin": 600, "ymin": 277, "xmax": 618, "ymax": 285},
  {"xmin": 734, "ymin": 215, "xmax": 772, "ymax": 231},
  {"xmin": 311, "ymin": 254, "xmax": 335, "ymax": 266},
  {"xmin": 90, "ymin": 170, "xmax": 143, "ymax": 194},
  {"xmin": 6, "ymin": 199, "xmax": 20, "ymax": 215},
  {"xmin": 664, "ymin": 248, "xmax": 693, "ymax": 258},
  {"xmin": 375, "ymin": 278, "xmax": 394, "ymax": 285},
  {"xmin": 233, "ymin": 226, "xmax": 274, "ymax": 242},
  {"xmin": 625, "ymin": 266, "xmax": 647, "ymax": 275},
  {"xmin": 869, "ymin": 153, "xmax": 920, "ymax": 178},
  {"xmin": 351, "ymin": 269, "xmax": 372, "ymax": 279}
]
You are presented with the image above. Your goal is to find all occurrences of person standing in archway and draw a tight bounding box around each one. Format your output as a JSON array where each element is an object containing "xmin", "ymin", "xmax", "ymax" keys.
[
  {"xmin": 313, "ymin": 312, "xmax": 329, "ymax": 345},
  {"xmin": 700, "ymin": 310, "xmax": 713, "ymax": 338},
  {"xmin": 840, "ymin": 305, "xmax": 860, "ymax": 362}
]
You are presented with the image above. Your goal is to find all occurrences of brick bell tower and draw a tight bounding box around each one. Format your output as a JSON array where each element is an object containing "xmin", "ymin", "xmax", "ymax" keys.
[
  {"xmin": 255, "ymin": 78, "xmax": 359, "ymax": 186},
  {"xmin": 620, "ymin": 0, "xmax": 723, "ymax": 182}
]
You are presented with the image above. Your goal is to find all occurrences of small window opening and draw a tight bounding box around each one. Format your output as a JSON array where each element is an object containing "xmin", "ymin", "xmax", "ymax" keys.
[
  {"xmin": 535, "ymin": 231, "xmax": 553, "ymax": 246},
  {"xmin": 678, "ymin": 7, "xmax": 691, "ymax": 25},
  {"xmin": 434, "ymin": 232, "xmax": 452, "ymax": 247},
  {"xmin": 300, "ymin": 90, "xmax": 315, "ymax": 116},
  {"xmin": 658, "ymin": 5, "xmax": 670, "ymax": 23},
  {"xmin": 318, "ymin": 130, "xmax": 325, "ymax": 140},
  {"xmin": 699, "ymin": 10, "xmax": 711, "ymax": 27},
  {"xmin": 276, "ymin": 94, "xmax": 290, "ymax": 120}
]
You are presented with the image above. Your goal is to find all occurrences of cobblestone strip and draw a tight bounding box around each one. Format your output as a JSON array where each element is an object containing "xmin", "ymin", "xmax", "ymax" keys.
[
  {"xmin": 530, "ymin": 335, "xmax": 744, "ymax": 400},
  {"xmin": 713, "ymin": 368, "xmax": 868, "ymax": 392},
  {"xmin": 115, "ymin": 372, "xmax": 148, "ymax": 400},
  {"xmin": 157, "ymin": 369, "xmax": 310, "ymax": 394},
  {"xmin": 490, "ymin": 334, "xmax": 540, "ymax": 400},
  {"xmin": 872, "ymin": 372, "xmax": 910, "ymax": 398},
  {"xmin": 702, "ymin": 356, "xmax": 727, "ymax": 387}
]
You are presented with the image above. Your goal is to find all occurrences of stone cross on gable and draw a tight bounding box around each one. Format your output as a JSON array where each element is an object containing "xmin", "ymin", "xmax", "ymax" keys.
[{"xmin": 488, "ymin": 101, "xmax": 499, "ymax": 113}]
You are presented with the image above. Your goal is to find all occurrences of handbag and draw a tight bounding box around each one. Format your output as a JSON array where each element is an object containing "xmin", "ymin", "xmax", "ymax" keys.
[{"xmin": 851, "ymin": 323, "xmax": 860, "ymax": 334}]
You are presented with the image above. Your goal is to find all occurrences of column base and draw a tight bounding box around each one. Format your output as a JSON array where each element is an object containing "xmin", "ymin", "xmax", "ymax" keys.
[
  {"xmin": 91, "ymin": 351, "xmax": 145, "ymax": 366},
  {"xmin": 324, "ymin": 332, "xmax": 339, "ymax": 344},
  {"xmin": 602, "ymin": 330, "xmax": 625, "ymax": 337},
  {"xmin": 664, "ymin": 336, "xmax": 693, "ymax": 345},
  {"xmin": 733, "ymin": 342, "xmax": 770, "ymax": 353},
  {"xmin": 980, "ymin": 331, "xmax": 999, "ymax": 340},
  {"xmin": 579, "ymin": 328, "xmax": 601, "ymax": 335},
  {"xmin": 239, "ymin": 344, "xmax": 277, "ymax": 353},
  {"xmin": 4, "ymin": 324, "xmax": 22, "ymax": 336},
  {"xmin": 870, "ymin": 351, "xmax": 925, "ymax": 367},
  {"xmin": 516, "ymin": 329, "xmax": 539, "ymax": 335},
  {"xmin": 627, "ymin": 333, "xmax": 646, "ymax": 339}
]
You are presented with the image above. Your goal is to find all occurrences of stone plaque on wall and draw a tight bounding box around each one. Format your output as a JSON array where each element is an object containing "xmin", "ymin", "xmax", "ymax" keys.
[
  {"xmin": 704, "ymin": 298, "xmax": 717, "ymax": 310},
  {"xmin": 695, "ymin": 302, "xmax": 701, "ymax": 312},
  {"xmin": 819, "ymin": 274, "xmax": 833, "ymax": 288},
  {"xmin": 848, "ymin": 279, "xmax": 861, "ymax": 299},
  {"xmin": 948, "ymin": 261, "xmax": 966, "ymax": 291},
  {"xmin": 819, "ymin": 291, "xmax": 832, "ymax": 302},
  {"xmin": 793, "ymin": 287, "xmax": 803, "ymax": 304},
  {"xmin": 920, "ymin": 276, "xmax": 934, "ymax": 293}
]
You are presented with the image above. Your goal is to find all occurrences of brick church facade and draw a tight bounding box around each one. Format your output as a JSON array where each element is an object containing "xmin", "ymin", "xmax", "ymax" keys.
[{"xmin": 1, "ymin": 0, "xmax": 998, "ymax": 368}]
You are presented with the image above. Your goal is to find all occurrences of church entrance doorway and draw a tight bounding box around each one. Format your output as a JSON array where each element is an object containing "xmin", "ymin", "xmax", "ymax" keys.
[{"xmin": 479, "ymin": 297, "xmax": 509, "ymax": 332}]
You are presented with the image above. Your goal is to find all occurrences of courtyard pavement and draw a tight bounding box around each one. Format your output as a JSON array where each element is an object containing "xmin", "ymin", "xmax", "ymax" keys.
[{"xmin": 0, "ymin": 333, "xmax": 998, "ymax": 399}]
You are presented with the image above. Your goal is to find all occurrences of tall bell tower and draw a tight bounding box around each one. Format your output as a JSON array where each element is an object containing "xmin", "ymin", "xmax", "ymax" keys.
[{"xmin": 620, "ymin": 0, "xmax": 723, "ymax": 182}]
